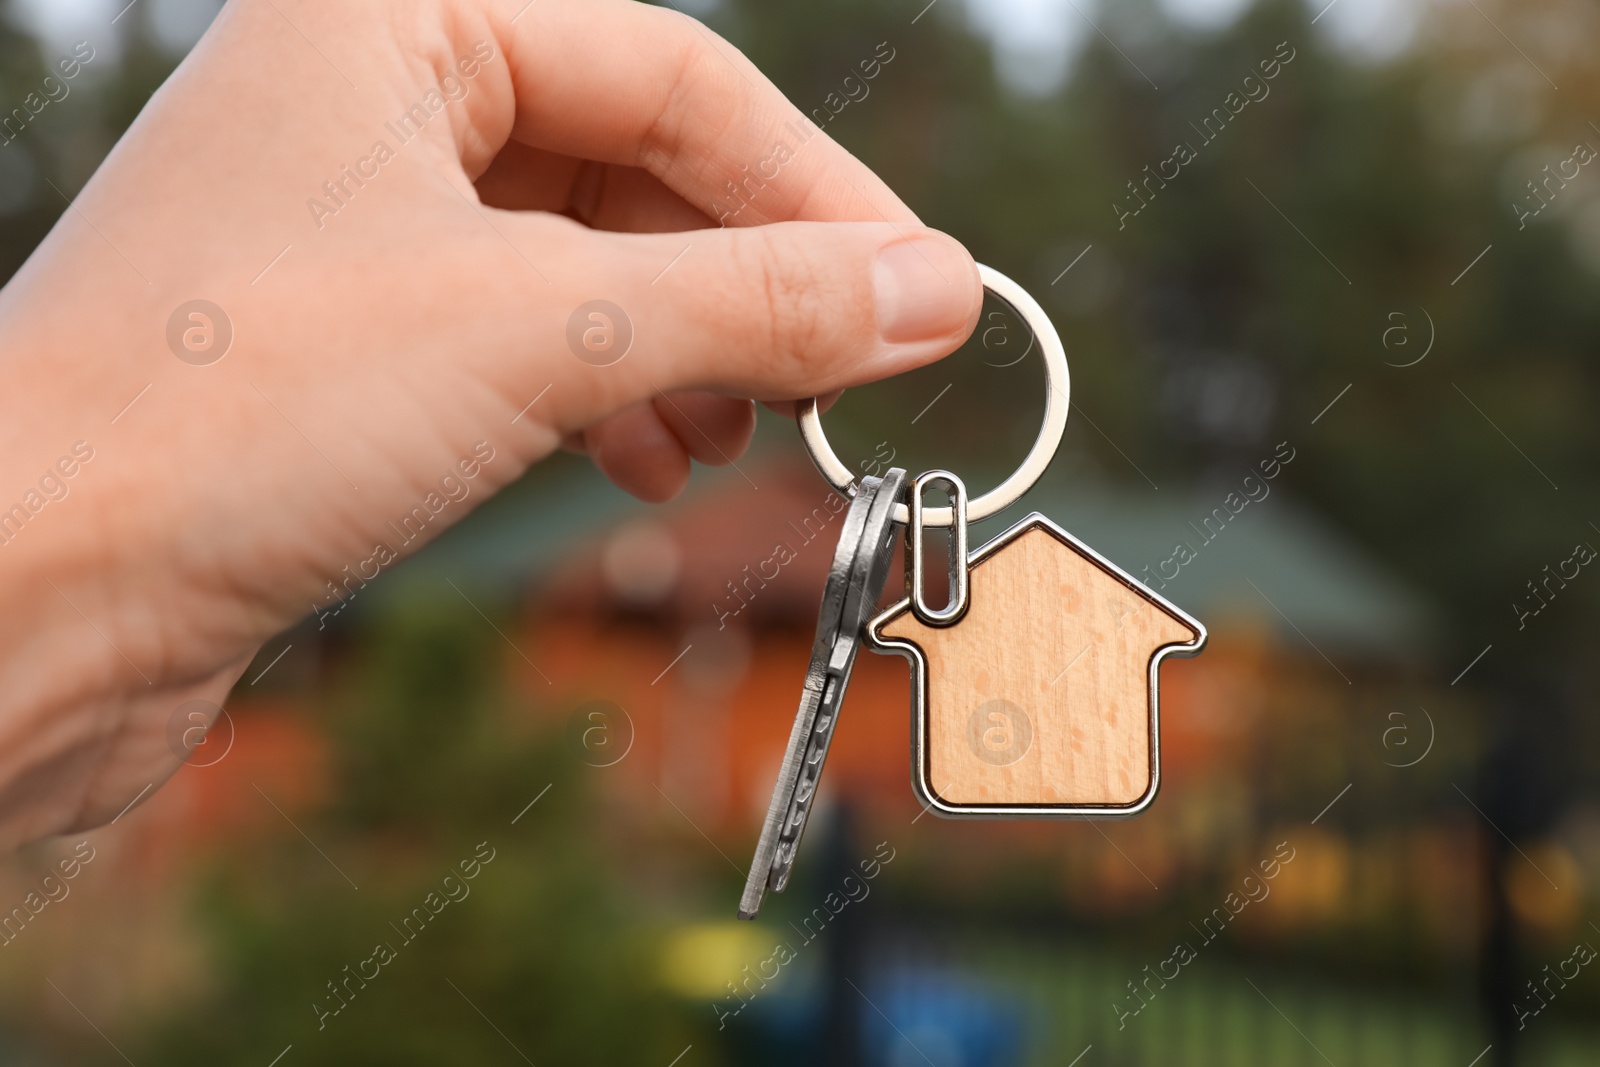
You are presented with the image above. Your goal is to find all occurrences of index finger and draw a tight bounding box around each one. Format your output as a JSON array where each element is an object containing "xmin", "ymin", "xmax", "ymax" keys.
[{"xmin": 483, "ymin": 0, "xmax": 918, "ymax": 228}]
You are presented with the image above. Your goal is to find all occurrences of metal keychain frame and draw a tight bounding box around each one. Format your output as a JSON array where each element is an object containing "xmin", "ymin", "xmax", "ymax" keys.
[
  {"xmin": 867, "ymin": 511, "xmax": 1209, "ymax": 820},
  {"xmin": 796, "ymin": 263, "xmax": 1069, "ymax": 528}
]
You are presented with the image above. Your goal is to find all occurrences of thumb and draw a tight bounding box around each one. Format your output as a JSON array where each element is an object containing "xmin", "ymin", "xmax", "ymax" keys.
[{"xmin": 549, "ymin": 221, "xmax": 982, "ymax": 412}]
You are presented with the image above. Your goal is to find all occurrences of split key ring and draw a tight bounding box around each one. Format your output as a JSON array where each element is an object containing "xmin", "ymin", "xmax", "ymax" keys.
[{"xmin": 796, "ymin": 264, "xmax": 1069, "ymax": 528}]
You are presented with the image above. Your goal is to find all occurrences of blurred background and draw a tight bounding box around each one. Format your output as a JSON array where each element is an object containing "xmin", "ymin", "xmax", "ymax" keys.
[{"xmin": 3, "ymin": 0, "xmax": 1600, "ymax": 1063}]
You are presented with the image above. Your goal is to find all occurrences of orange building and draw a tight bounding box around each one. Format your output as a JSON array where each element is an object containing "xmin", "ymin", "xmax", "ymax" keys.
[{"xmin": 477, "ymin": 457, "xmax": 1436, "ymax": 877}]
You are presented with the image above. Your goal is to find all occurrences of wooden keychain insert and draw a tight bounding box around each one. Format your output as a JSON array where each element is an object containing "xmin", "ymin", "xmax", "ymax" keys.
[{"xmin": 869, "ymin": 504, "xmax": 1205, "ymax": 818}]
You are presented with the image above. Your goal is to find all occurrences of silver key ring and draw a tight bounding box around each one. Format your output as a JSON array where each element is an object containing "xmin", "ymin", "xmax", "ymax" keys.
[{"xmin": 796, "ymin": 263, "xmax": 1069, "ymax": 528}]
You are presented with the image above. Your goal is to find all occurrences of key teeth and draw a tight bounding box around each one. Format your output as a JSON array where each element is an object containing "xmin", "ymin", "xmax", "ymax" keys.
[{"xmin": 734, "ymin": 468, "xmax": 905, "ymax": 920}]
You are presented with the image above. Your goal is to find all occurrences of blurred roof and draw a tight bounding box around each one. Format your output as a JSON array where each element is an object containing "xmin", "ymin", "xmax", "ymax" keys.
[
  {"xmin": 998, "ymin": 483, "xmax": 1432, "ymax": 655},
  {"xmin": 382, "ymin": 452, "xmax": 1431, "ymax": 658}
]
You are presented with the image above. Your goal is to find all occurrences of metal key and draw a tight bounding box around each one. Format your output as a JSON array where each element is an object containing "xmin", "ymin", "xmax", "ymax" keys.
[{"xmin": 738, "ymin": 467, "xmax": 906, "ymax": 920}]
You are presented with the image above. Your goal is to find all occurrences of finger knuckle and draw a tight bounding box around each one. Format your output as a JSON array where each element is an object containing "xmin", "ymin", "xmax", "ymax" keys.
[{"xmin": 637, "ymin": 11, "xmax": 725, "ymax": 174}]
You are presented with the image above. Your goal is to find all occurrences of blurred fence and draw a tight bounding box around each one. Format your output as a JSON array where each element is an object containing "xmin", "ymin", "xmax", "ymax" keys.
[{"xmin": 787, "ymin": 922, "xmax": 1600, "ymax": 1067}]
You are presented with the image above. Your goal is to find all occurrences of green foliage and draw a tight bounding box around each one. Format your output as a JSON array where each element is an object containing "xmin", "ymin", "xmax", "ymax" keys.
[
  {"xmin": 724, "ymin": 0, "xmax": 1600, "ymax": 673},
  {"xmin": 137, "ymin": 599, "xmax": 698, "ymax": 1065}
]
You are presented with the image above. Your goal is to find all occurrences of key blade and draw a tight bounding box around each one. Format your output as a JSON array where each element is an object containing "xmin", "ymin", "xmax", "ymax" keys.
[
  {"xmin": 738, "ymin": 475, "xmax": 887, "ymax": 920},
  {"xmin": 738, "ymin": 469, "xmax": 907, "ymax": 918}
]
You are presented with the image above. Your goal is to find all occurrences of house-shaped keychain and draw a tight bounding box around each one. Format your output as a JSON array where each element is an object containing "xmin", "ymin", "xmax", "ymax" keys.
[{"xmin": 868, "ymin": 512, "xmax": 1206, "ymax": 818}]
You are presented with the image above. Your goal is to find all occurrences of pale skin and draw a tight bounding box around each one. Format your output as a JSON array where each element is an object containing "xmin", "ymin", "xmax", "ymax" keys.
[{"xmin": 0, "ymin": 0, "xmax": 980, "ymax": 847}]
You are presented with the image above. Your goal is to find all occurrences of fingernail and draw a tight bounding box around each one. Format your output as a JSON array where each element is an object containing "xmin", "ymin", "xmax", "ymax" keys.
[{"xmin": 873, "ymin": 236, "xmax": 976, "ymax": 344}]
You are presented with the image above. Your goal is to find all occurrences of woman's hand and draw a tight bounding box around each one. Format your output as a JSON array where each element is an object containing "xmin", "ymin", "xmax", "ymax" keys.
[{"xmin": 0, "ymin": 0, "xmax": 979, "ymax": 847}]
